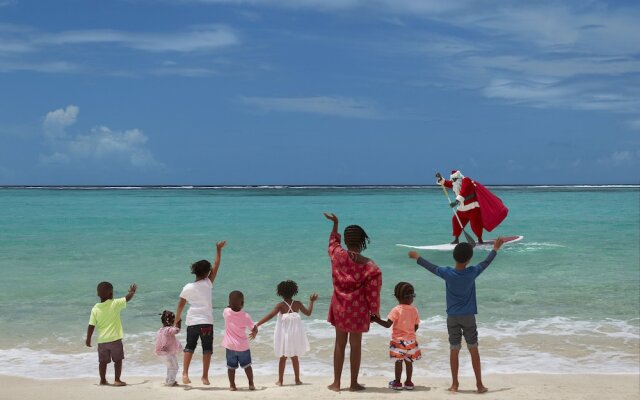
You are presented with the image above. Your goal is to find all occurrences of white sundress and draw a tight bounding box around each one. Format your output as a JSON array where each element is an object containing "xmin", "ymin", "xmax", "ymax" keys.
[{"xmin": 273, "ymin": 301, "xmax": 310, "ymax": 357}]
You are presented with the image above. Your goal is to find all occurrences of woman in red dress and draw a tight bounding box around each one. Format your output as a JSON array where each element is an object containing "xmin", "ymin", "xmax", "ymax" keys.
[{"xmin": 324, "ymin": 213, "xmax": 382, "ymax": 392}]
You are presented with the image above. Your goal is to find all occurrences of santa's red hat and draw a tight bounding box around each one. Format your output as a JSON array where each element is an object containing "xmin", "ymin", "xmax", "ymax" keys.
[{"xmin": 450, "ymin": 170, "xmax": 463, "ymax": 180}]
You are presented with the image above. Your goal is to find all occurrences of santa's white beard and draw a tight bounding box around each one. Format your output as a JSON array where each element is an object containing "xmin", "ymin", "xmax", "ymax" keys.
[{"xmin": 453, "ymin": 180, "xmax": 462, "ymax": 195}]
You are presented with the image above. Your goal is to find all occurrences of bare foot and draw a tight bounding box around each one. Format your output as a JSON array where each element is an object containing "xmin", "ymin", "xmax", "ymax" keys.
[
  {"xmin": 477, "ymin": 385, "xmax": 488, "ymax": 393},
  {"xmin": 113, "ymin": 380, "xmax": 127, "ymax": 387},
  {"xmin": 99, "ymin": 380, "xmax": 109, "ymax": 386},
  {"xmin": 295, "ymin": 380, "xmax": 303, "ymax": 385},
  {"xmin": 327, "ymin": 383, "xmax": 341, "ymax": 392},
  {"xmin": 448, "ymin": 383, "xmax": 459, "ymax": 392},
  {"xmin": 166, "ymin": 382, "xmax": 179, "ymax": 387},
  {"xmin": 182, "ymin": 375, "xmax": 191, "ymax": 384},
  {"xmin": 275, "ymin": 381, "xmax": 283, "ymax": 386},
  {"xmin": 349, "ymin": 383, "xmax": 365, "ymax": 391},
  {"xmin": 229, "ymin": 385, "xmax": 237, "ymax": 391},
  {"xmin": 201, "ymin": 377, "xmax": 210, "ymax": 385},
  {"xmin": 249, "ymin": 384, "xmax": 256, "ymax": 390}
]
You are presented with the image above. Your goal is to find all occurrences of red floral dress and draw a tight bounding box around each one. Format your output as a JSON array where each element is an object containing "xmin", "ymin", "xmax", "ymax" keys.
[{"xmin": 327, "ymin": 232, "xmax": 382, "ymax": 333}]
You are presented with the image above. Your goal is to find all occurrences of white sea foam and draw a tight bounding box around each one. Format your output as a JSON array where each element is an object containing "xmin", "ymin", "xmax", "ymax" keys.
[{"xmin": 1, "ymin": 317, "xmax": 636, "ymax": 379}]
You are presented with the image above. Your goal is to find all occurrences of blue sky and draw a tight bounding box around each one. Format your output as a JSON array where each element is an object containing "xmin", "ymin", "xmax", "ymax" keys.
[{"xmin": 0, "ymin": 0, "xmax": 638, "ymax": 185}]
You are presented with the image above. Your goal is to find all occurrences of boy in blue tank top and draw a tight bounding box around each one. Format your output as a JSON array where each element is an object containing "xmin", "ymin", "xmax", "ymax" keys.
[{"xmin": 408, "ymin": 237, "xmax": 504, "ymax": 394}]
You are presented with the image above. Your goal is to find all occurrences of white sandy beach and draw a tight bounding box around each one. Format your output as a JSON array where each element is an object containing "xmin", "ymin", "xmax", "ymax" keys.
[{"xmin": 2, "ymin": 374, "xmax": 638, "ymax": 400}]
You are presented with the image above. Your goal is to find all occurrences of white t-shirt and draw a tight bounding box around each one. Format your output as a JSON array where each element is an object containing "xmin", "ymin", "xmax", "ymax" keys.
[{"xmin": 179, "ymin": 279, "xmax": 213, "ymax": 326}]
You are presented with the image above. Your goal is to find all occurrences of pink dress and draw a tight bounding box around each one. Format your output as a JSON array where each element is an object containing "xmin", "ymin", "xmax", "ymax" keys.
[
  {"xmin": 155, "ymin": 326, "xmax": 182, "ymax": 356},
  {"xmin": 327, "ymin": 232, "xmax": 382, "ymax": 333}
]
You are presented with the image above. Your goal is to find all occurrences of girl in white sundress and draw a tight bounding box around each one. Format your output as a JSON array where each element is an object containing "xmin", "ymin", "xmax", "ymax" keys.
[{"xmin": 255, "ymin": 280, "xmax": 318, "ymax": 386}]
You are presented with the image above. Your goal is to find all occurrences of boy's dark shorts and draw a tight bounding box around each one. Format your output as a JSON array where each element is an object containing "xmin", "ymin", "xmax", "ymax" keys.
[
  {"xmin": 97, "ymin": 339, "xmax": 125, "ymax": 363},
  {"xmin": 447, "ymin": 315, "xmax": 478, "ymax": 350},
  {"xmin": 184, "ymin": 324, "xmax": 213, "ymax": 354},
  {"xmin": 225, "ymin": 348, "xmax": 252, "ymax": 370}
]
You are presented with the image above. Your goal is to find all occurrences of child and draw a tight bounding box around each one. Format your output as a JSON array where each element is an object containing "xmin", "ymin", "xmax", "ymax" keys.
[
  {"xmin": 85, "ymin": 281, "xmax": 137, "ymax": 386},
  {"xmin": 255, "ymin": 280, "xmax": 319, "ymax": 386},
  {"xmin": 155, "ymin": 310, "xmax": 182, "ymax": 386},
  {"xmin": 371, "ymin": 282, "xmax": 422, "ymax": 391},
  {"xmin": 222, "ymin": 290, "xmax": 258, "ymax": 391},
  {"xmin": 174, "ymin": 240, "xmax": 226, "ymax": 385},
  {"xmin": 408, "ymin": 237, "xmax": 505, "ymax": 394},
  {"xmin": 323, "ymin": 212, "xmax": 382, "ymax": 392}
]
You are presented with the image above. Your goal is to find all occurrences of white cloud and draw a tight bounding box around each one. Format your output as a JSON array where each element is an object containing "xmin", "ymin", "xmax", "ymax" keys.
[
  {"xmin": 152, "ymin": 66, "xmax": 217, "ymax": 77},
  {"xmin": 0, "ymin": 60, "xmax": 81, "ymax": 74},
  {"xmin": 39, "ymin": 152, "xmax": 71, "ymax": 166},
  {"xmin": 385, "ymin": 4, "xmax": 640, "ymax": 115},
  {"xmin": 625, "ymin": 119, "xmax": 640, "ymax": 131},
  {"xmin": 40, "ymin": 106, "xmax": 162, "ymax": 169},
  {"xmin": 65, "ymin": 126, "xmax": 161, "ymax": 168},
  {"xmin": 597, "ymin": 150, "xmax": 639, "ymax": 166},
  {"xmin": 240, "ymin": 95, "xmax": 384, "ymax": 119},
  {"xmin": 183, "ymin": 0, "xmax": 468, "ymax": 13},
  {"xmin": 43, "ymin": 105, "xmax": 78, "ymax": 138},
  {"xmin": 36, "ymin": 26, "xmax": 238, "ymax": 53}
]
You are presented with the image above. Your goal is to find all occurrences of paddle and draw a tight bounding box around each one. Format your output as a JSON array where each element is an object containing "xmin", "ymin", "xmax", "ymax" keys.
[{"xmin": 435, "ymin": 172, "xmax": 476, "ymax": 247}]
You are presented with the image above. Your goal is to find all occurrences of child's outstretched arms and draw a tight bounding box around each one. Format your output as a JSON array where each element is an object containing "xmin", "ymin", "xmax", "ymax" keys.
[
  {"xmin": 408, "ymin": 251, "xmax": 440, "ymax": 276},
  {"xmin": 125, "ymin": 283, "xmax": 137, "ymax": 302},
  {"xmin": 299, "ymin": 293, "xmax": 319, "ymax": 316},
  {"xmin": 208, "ymin": 240, "xmax": 227, "ymax": 282},
  {"xmin": 255, "ymin": 304, "xmax": 281, "ymax": 328},
  {"xmin": 477, "ymin": 237, "xmax": 506, "ymax": 271}
]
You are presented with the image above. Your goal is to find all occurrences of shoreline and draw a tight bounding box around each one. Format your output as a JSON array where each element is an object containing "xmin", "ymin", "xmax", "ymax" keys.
[{"xmin": 3, "ymin": 373, "xmax": 639, "ymax": 400}]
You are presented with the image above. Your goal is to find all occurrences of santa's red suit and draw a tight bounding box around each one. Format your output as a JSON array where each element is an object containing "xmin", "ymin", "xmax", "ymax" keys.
[{"xmin": 441, "ymin": 170, "xmax": 484, "ymax": 241}]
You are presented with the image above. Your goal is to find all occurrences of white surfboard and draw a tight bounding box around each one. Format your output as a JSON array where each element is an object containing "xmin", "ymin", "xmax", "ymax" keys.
[{"xmin": 396, "ymin": 235, "xmax": 524, "ymax": 251}]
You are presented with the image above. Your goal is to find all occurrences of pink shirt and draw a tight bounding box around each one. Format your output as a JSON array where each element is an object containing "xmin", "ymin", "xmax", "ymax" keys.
[
  {"xmin": 222, "ymin": 308, "xmax": 254, "ymax": 352},
  {"xmin": 388, "ymin": 304, "xmax": 420, "ymax": 341},
  {"xmin": 155, "ymin": 326, "xmax": 182, "ymax": 356}
]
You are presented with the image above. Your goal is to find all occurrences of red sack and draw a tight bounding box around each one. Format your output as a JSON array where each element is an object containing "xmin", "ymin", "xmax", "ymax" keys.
[{"xmin": 473, "ymin": 181, "xmax": 508, "ymax": 232}]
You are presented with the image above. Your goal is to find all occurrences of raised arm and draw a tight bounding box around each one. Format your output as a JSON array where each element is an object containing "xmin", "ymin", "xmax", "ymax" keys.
[
  {"xmin": 125, "ymin": 283, "xmax": 137, "ymax": 302},
  {"xmin": 409, "ymin": 251, "xmax": 441, "ymax": 276},
  {"xmin": 478, "ymin": 237, "xmax": 505, "ymax": 271},
  {"xmin": 174, "ymin": 297, "xmax": 187, "ymax": 327},
  {"xmin": 298, "ymin": 293, "xmax": 319, "ymax": 316},
  {"xmin": 208, "ymin": 240, "xmax": 226, "ymax": 282},
  {"xmin": 255, "ymin": 304, "xmax": 281, "ymax": 328},
  {"xmin": 323, "ymin": 212, "xmax": 339, "ymax": 234}
]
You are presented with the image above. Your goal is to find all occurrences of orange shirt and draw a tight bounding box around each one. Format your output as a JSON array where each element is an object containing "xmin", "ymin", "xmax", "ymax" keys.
[{"xmin": 387, "ymin": 304, "xmax": 420, "ymax": 341}]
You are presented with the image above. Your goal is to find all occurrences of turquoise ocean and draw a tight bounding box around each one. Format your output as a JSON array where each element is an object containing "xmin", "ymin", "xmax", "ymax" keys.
[{"xmin": 0, "ymin": 186, "xmax": 638, "ymax": 379}]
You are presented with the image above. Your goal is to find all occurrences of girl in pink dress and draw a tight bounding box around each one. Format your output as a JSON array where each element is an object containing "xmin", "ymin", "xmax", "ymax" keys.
[
  {"xmin": 323, "ymin": 213, "xmax": 382, "ymax": 392},
  {"xmin": 155, "ymin": 310, "xmax": 183, "ymax": 386}
]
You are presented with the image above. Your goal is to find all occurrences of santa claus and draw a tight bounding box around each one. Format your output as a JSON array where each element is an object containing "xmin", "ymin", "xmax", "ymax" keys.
[{"xmin": 437, "ymin": 170, "xmax": 509, "ymax": 244}]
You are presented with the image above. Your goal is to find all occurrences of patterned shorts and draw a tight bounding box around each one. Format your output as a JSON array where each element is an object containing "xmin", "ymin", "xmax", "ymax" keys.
[{"xmin": 389, "ymin": 339, "xmax": 422, "ymax": 363}]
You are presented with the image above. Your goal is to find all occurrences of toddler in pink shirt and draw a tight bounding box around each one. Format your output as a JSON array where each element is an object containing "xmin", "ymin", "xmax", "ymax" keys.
[{"xmin": 155, "ymin": 310, "xmax": 182, "ymax": 386}]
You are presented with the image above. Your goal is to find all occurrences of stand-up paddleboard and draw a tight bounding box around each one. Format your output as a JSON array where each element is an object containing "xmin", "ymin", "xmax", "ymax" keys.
[{"xmin": 397, "ymin": 235, "xmax": 523, "ymax": 251}]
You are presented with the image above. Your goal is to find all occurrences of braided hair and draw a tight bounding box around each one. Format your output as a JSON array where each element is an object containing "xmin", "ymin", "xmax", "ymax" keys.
[
  {"xmin": 160, "ymin": 310, "xmax": 175, "ymax": 327},
  {"xmin": 394, "ymin": 282, "xmax": 415, "ymax": 302},
  {"xmin": 344, "ymin": 224, "xmax": 370, "ymax": 252}
]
